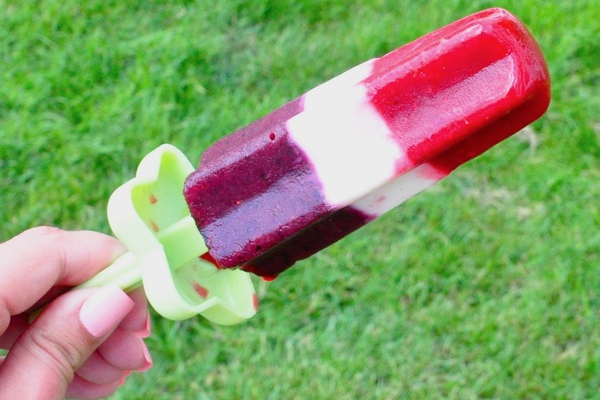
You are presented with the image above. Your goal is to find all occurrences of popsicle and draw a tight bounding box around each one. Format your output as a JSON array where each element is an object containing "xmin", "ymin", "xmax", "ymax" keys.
[{"xmin": 184, "ymin": 8, "xmax": 551, "ymax": 278}]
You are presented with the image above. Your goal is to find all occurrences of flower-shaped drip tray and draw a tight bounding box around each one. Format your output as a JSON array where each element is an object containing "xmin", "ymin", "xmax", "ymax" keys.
[{"xmin": 80, "ymin": 145, "xmax": 257, "ymax": 325}]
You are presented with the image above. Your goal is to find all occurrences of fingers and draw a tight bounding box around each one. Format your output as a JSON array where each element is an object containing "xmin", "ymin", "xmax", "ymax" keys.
[
  {"xmin": 66, "ymin": 376, "xmax": 122, "ymax": 400},
  {"xmin": 119, "ymin": 288, "xmax": 151, "ymax": 336},
  {"xmin": 0, "ymin": 228, "xmax": 153, "ymax": 399},
  {"xmin": 71, "ymin": 329, "xmax": 152, "ymax": 395},
  {"xmin": 0, "ymin": 227, "xmax": 126, "ymax": 332},
  {"xmin": 0, "ymin": 315, "xmax": 28, "ymax": 350},
  {"xmin": 74, "ymin": 288, "xmax": 152, "ymax": 387},
  {"xmin": 0, "ymin": 286, "xmax": 138, "ymax": 400},
  {"xmin": 75, "ymin": 351, "xmax": 126, "ymax": 385},
  {"xmin": 72, "ymin": 286, "xmax": 153, "ymax": 397}
]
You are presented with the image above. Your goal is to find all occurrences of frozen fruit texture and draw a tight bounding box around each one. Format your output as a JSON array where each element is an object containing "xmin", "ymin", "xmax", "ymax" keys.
[{"xmin": 184, "ymin": 8, "xmax": 551, "ymax": 278}]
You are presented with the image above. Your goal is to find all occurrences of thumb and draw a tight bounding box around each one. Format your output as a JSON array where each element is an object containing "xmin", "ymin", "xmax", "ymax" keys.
[{"xmin": 0, "ymin": 286, "xmax": 134, "ymax": 400}]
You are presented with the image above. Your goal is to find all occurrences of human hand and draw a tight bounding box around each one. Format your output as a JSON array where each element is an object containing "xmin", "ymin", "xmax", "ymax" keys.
[{"xmin": 0, "ymin": 227, "xmax": 152, "ymax": 399}]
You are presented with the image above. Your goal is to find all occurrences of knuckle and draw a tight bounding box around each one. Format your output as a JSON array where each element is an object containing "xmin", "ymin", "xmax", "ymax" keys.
[
  {"xmin": 24, "ymin": 327, "xmax": 83, "ymax": 383},
  {"xmin": 21, "ymin": 226, "xmax": 71, "ymax": 275}
]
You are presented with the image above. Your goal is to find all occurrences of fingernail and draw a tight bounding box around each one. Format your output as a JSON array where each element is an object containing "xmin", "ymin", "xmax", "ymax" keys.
[
  {"xmin": 80, "ymin": 286, "xmax": 134, "ymax": 338},
  {"xmin": 119, "ymin": 370, "xmax": 132, "ymax": 386},
  {"xmin": 138, "ymin": 342, "xmax": 153, "ymax": 372},
  {"xmin": 135, "ymin": 314, "xmax": 152, "ymax": 339}
]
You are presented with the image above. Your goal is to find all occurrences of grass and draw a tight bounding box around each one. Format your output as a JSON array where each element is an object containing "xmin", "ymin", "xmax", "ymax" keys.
[{"xmin": 1, "ymin": 0, "xmax": 599, "ymax": 399}]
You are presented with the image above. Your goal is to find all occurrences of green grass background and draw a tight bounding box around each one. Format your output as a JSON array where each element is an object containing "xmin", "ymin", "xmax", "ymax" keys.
[{"xmin": 1, "ymin": 0, "xmax": 599, "ymax": 398}]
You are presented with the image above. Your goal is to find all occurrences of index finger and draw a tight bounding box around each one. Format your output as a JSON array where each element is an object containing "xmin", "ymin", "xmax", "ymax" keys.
[{"xmin": 0, "ymin": 227, "xmax": 126, "ymax": 321}]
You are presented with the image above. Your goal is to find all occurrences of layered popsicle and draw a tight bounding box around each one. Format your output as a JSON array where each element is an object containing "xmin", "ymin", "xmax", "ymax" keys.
[{"xmin": 184, "ymin": 8, "xmax": 551, "ymax": 278}]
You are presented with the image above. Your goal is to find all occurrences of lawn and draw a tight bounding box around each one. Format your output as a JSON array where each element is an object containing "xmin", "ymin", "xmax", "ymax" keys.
[{"xmin": 1, "ymin": 0, "xmax": 599, "ymax": 399}]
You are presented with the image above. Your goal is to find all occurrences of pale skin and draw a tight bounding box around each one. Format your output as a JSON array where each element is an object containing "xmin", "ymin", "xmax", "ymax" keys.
[{"xmin": 0, "ymin": 227, "xmax": 153, "ymax": 399}]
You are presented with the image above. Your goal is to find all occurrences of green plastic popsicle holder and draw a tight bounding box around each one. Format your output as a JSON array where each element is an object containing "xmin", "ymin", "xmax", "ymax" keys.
[{"xmin": 79, "ymin": 144, "xmax": 257, "ymax": 325}]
